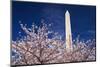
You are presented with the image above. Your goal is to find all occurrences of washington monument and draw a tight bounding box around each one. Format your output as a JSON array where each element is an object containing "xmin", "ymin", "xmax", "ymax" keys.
[{"xmin": 65, "ymin": 11, "xmax": 73, "ymax": 51}]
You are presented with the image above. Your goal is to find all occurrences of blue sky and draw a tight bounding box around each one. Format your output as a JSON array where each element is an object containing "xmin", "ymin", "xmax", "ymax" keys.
[{"xmin": 12, "ymin": 1, "xmax": 96, "ymax": 41}]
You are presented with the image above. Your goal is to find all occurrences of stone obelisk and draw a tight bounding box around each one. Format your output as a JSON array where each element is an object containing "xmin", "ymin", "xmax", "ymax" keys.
[{"xmin": 65, "ymin": 10, "xmax": 73, "ymax": 51}]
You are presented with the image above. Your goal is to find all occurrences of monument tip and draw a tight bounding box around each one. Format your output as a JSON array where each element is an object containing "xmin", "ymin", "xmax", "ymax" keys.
[{"xmin": 66, "ymin": 10, "xmax": 70, "ymax": 15}]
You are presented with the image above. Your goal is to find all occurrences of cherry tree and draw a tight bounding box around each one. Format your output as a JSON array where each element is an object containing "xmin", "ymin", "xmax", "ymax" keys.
[{"xmin": 11, "ymin": 21, "xmax": 96, "ymax": 66}]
